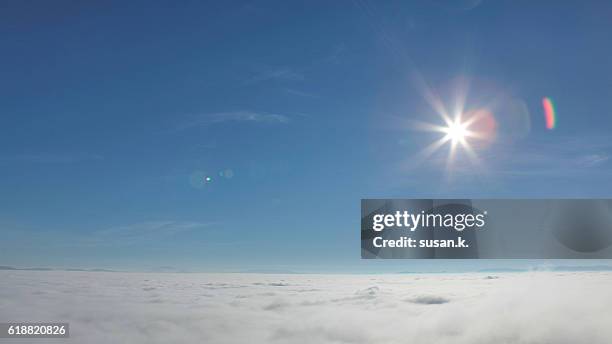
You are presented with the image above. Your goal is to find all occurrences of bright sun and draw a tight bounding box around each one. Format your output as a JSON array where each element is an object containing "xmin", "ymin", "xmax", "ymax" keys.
[
  {"xmin": 413, "ymin": 110, "xmax": 490, "ymax": 173},
  {"xmin": 409, "ymin": 78, "xmax": 497, "ymax": 175},
  {"xmin": 444, "ymin": 119, "xmax": 468, "ymax": 144}
]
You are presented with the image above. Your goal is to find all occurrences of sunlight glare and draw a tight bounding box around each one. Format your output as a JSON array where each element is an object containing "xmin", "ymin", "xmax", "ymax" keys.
[{"xmin": 444, "ymin": 120, "xmax": 468, "ymax": 144}]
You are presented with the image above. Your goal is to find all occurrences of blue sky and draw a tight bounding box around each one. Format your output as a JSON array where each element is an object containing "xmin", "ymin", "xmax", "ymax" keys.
[{"xmin": 2, "ymin": 1, "xmax": 612, "ymax": 272}]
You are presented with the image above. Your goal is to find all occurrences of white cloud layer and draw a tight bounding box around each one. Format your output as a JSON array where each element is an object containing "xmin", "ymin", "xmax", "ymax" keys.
[{"xmin": 1, "ymin": 271, "xmax": 611, "ymax": 343}]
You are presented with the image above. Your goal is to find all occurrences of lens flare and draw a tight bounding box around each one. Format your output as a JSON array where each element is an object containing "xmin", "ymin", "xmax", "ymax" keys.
[
  {"xmin": 408, "ymin": 76, "xmax": 500, "ymax": 176},
  {"xmin": 444, "ymin": 119, "xmax": 468, "ymax": 144},
  {"xmin": 542, "ymin": 97, "xmax": 556, "ymax": 130},
  {"xmin": 414, "ymin": 108, "xmax": 495, "ymax": 173}
]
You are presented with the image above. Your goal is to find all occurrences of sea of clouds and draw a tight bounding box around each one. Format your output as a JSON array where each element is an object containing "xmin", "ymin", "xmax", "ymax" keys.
[{"xmin": 1, "ymin": 271, "xmax": 611, "ymax": 343}]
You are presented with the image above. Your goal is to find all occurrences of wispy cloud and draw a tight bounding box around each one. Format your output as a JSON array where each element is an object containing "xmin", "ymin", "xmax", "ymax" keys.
[
  {"xmin": 285, "ymin": 88, "xmax": 319, "ymax": 98},
  {"xmin": 88, "ymin": 221, "xmax": 213, "ymax": 246},
  {"xmin": 325, "ymin": 43, "xmax": 346, "ymax": 64},
  {"xmin": 246, "ymin": 67, "xmax": 304, "ymax": 84},
  {"xmin": 0, "ymin": 220, "xmax": 218, "ymax": 254},
  {"xmin": 489, "ymin": 137, "xmax": 612, "ymax": 177},
  {"xmin": 419, "ymin": 135, "xmax": 612, "ymax": 178},
  {"xmin": 0, "ymin": 153, "xmax": 103, "ymax": 164},
  {"xmin": 178, "ymin": 111, "xmax": 290, "ymax": 130},
  {"xmin": 578, "ymin": 153, "xmax": 610, "ymax": 167}
]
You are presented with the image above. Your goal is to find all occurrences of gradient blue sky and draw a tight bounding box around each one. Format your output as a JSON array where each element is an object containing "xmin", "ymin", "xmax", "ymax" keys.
[{"xmin": 2, "ymin": 1, "xmax": 612, "ymax": 272}]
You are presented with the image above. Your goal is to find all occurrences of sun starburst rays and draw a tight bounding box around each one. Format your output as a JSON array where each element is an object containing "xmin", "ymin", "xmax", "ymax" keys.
[{"xmin": 413, "ymin": 110, "xmax": 489, "ymax": 174}]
